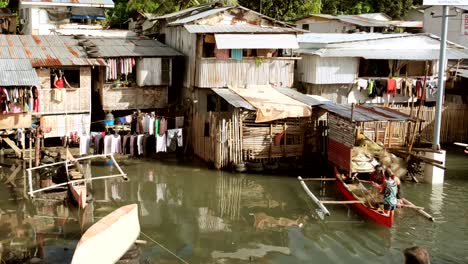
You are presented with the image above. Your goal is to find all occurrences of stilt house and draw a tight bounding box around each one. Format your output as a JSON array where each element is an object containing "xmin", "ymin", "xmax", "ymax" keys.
[
  {"xmin": 296, "ymin": 33, "xmax": 468, "ymax": 144},
  {"xmin": 152, "ymin": 2, "xmax": 308, "ymax": 169}
]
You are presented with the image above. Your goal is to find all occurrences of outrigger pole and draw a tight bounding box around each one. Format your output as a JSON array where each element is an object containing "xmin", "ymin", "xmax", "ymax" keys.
[
  {"xmin": 298, "ymin": 176, "xmax": 330, "ymax": 219},
  {"xmin": 26, "ymin": 153, "xmax": 128, "ymax": 198}
]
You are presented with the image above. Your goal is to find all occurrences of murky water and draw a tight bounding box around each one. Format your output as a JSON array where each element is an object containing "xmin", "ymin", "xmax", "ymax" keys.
[{"xmin": 0, "ymin": 148, "xmax": 467, "ymax": 264}]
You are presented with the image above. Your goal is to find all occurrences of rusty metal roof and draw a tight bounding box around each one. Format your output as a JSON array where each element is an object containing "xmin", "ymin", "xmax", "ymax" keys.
[
  {"xmin": 211, "ymin": 88, "xmax": 255, "ymax": 110},
  {"xmin": 0, "ymin": 59, "xmax": 40, "ymax": 86},
  {"xmin": 274, "ymin": 87, "xmax": 325, "ymax": 106},
  {"xmin": 19, "ymin": 0, "xmax": 114, "ymax": 8},
  {"xmin": 319, "ymin": 103, "xmax": 413, "ymax": 122},
  {"xmin": 0, "ymin": 35, "xmax": 105, "ymax": 67},
  {"xmin": 185, "ymin": 24, "xmax": 299, "ymax": 33},
  {"xmin": 80, "ymin": 37, "xmax": 182, "ymax": 58}
]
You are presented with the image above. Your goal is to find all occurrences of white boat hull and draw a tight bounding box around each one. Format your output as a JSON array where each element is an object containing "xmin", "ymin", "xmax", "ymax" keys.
[{"xmin": 71, "ymin": 204, "xmax": 140, "ymax": 264}]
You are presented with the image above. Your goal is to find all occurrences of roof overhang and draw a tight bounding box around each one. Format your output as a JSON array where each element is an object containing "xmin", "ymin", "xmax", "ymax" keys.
[
  {"xmin": 20, "ymin": 1, "xmax": 114, "ymax": 8},
  {"xmin": 300, "ymin": 48, "xmax": 468, "ymax": 60},
  {"xmin": 215, "ymin": 34, "xmax": 299, "ymax": 49}
]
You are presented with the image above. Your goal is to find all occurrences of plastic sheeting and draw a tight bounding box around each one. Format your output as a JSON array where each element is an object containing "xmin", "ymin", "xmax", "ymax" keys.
[{"xmin": 229, "ymin": 85, "xmax": 311, "ymax": 123}]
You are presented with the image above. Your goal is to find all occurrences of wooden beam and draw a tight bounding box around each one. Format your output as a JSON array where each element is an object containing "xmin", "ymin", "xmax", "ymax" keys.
[
  {"xmin": 321, "ymin": 200, "xmax": 364, "ymax": 204},
  {"xmin": 301, "ymin": 178, "xmax": 336, "ymax": 181},
  {"xmin": 401, "ymin": 198, "xmax": 434, "ymax": 222},
  {"xmin": 298, "ymin": 176, "xmax": 330, "ymax": 218},
  {"xmin": 1, "ymin": 137, "xmax": 22, "ymax": 157}
]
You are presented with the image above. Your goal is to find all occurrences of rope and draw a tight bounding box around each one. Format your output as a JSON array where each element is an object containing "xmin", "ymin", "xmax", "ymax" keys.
[{"xmin": 140, "ymin": 231, "xmax": 189, "ymax": 264}]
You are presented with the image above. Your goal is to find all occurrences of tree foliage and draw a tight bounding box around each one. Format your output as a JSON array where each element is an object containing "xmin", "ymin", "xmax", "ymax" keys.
[
  {"xmin": 106, "ymin": 0, "xmax": 214, "ymax": 28},
  {"xmin": 106, "ymin": 0, "xmax": 420, "ymax": 28}
]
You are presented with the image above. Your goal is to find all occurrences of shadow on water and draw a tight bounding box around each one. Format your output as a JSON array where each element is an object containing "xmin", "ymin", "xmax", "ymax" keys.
[{"xmin": 0, "ymin": 147, "xmax": 467, "ymax": 263}]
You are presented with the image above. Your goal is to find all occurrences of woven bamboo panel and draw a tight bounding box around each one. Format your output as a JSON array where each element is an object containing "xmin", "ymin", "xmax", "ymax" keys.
[{"xmin": 101, "ymin": 85, "xmax": 168, "ymax": 111}]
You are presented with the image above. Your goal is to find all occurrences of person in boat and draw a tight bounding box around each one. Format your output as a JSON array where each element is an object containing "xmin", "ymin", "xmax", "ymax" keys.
[
  {"xmin": 372, "ymin": 170, "xmax": 398, "ymax": 216},
  {"xmin": 404, "ymin": 246, "xmax": 430, "ymax": 264},
  {"xmin": 387, "ymin": 168, "xmax": 403, "ymax": 205}
]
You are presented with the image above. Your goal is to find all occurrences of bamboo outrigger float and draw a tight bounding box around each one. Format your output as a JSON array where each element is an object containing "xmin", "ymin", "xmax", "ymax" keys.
[{"xmin": 26, "ymin": 154, "xmax": 128, "ymax": 201}]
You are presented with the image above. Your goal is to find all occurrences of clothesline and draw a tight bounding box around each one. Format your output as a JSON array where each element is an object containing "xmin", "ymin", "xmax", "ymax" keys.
[
  {"xmin": 90, "ymin": 114, "xmax": 180, "ymax": 125},
  {"xmin": 357, "ymin": 76, "xmax": 433, "ymax": 80}
]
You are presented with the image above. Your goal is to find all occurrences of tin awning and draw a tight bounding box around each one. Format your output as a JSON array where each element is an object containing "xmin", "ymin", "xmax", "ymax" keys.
[
  {"xmin": 214, "ymin": 34, "xmax": 299, "ymax": 49},
  {"xmin": 211, "ymin": 88, "xmax": 255, "ymax": 110}
]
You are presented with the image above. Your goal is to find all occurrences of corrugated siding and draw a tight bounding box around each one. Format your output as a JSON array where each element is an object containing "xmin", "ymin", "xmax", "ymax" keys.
[
  {"xmin": 195, "ymin": 58, "xmax": 294, "ymax": 88},
  {"xmin": 298, "ymin": 54, "xmax": 358, "ymax": 84},
  {"xmin": 328, "ymin": 138, "xmax": 352, "ymax": 172},
  {"xmin": 165, "ymin": 26, "xmax": 196, "ymax": 88},
  {"xmin": 136, "ymin": 58, "xmax": 172, "ymax": 86}
]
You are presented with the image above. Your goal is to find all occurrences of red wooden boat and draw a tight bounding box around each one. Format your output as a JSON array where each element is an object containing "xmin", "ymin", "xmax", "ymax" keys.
[{"xmin": 334, "ymin": 167, "xmax": 394, "ymax": 228}]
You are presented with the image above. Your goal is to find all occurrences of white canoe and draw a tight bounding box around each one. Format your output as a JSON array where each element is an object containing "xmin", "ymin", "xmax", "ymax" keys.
[
  {"xmin": 71, "ymin": 204, "xmax": 140, "ymax": 264},
  {"xmin": 69, "ymin": 183, "xmax": 87, "ymax": 209}
]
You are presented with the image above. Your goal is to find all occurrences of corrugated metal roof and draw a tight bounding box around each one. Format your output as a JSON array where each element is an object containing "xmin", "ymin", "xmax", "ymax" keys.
[
  {"xmin": 0, "ymin": 59, "xmax": 40, "ymax": 86},
  {"xmin": 319, "ymin": 103, "xmax": 413, "ymax": 122},
  {"xmin": 211, "ymin": 88, "xmax": 255, "ymax": 110},
  {"xmin": 215, "ymin": 34, "xmax": 298, "ymax": 49},
  {"xmin": 300, "ymin": 48, "xmax": 468, "ymax": 60},
  {"xmin": 154, "ymin": 3, "xmax": 215, "ymax": 20},
  {"xmin": 168, "ymin": 6, "xmax": 231, "ymax": 26},
  {"xmin": 274, "ymin": 87, "xmax": 325, "ymax": 106},
  {"xmin": 81, "ymin": 37, "xmax": 182, "ymax": 57},
  {"xmin": 0, "ymin": 35, "xmax": 105, "ymax": 67},
  {"xmin": 20, "ymin": 0, "xmax": 114, "ymax": 7},
  {"xmin": 298, "ymin": 33, "xmax": 409, "ymax": 44},
  {"xmin": 185, "ymin": 24, "xmax": 299, "ymax": 33},
  {"xmin": 337, "ymin": 15, "xmax": 390, "ymax": 27}
]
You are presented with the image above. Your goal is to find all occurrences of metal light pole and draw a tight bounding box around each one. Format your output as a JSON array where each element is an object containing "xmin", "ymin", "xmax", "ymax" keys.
[{"xmin": 433, "ymin": 5, "xmax": 449, "ymax": 151}]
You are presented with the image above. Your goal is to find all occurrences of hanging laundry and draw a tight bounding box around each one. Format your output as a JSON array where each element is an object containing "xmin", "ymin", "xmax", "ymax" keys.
[
  {"xmin": 91, "ymin": 132, "xmax": 103, "ymax": 154},
  {"xmin": 159, "ymin": 117, "xmax": 167, "ymax": 136},
  {"xmin": 155, "ymin": 118, "xmax": 160, "ymax": 136},
  {"xmin": 367, "ymin": 80, "xmax": 375, "ymax": 98},
  {"xmin": 156, "ymin": 134, "xmax": 167, "ymax": 153},
  {"xmin": 130, "ymin": 135, "xmax": 137, "ymax": 156},
  {"xmin": 79, "ymin": 135, "xmax": 90, "ymax": 155},
  {"xmin": 123, "ymin": 134, "xmax": 131, "ymax": 154},
  {"xmin": 387, "ymin": 78, "xmax": 397, "ymax": 97},
  {"xmin": 103, "ymin": 135, "xmax": 112, "ymax": 154},
  {"xmin": 166, "ymin": 129, "xmax": 183, "ymax": 148},
  {"xmin": 149, "ymin": 116, "xmax": 155, "ymax": 135},
  {"xmin": 143, "ymin": 115, "xmax": 150, "ymax": 134},
  {"xmin": 111, "ymin": 134, "xmax": 122, "ymax": 154},
  {"xmin": 137, "ymin": 134, "xmax": 144, "ymax": 155},
  {"xmin": 374, "ymin": 80, "xmax": 387, "ymax": 97},
  {"xmin": 357, "ymin": 78, "xmax": 368, "ymax": 91}
]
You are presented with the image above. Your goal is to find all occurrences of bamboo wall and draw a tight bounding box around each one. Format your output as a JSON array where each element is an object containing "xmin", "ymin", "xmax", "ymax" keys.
[
  {"xmin": 389, "ymin": 103, "xmax": 468, "ymax": 144},
  {"xmin": 192, "ymin": 110, "xmax": 307, "ymax": 169}
]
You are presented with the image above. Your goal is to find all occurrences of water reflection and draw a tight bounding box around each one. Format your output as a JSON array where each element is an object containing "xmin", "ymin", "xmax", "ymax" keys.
[{"xmin": 0, "ymin": 153, "xmax": 467, "ymax": 263}]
